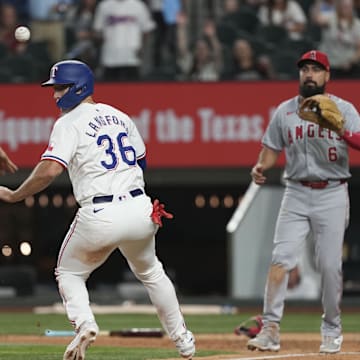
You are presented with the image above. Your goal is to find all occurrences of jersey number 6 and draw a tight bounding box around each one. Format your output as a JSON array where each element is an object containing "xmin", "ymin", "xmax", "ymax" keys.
[
  {"xmin": 97, "ymin": 132, "xmax": 136, "ymax": 169},
  {"xmin": 328, "ymin": 146, "xmax": 338, "ymax": 162}
]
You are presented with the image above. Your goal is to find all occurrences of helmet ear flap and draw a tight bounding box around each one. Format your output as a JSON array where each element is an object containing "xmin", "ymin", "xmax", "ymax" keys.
[{"xmin": 42, "ymin": 60, "xmax": 94, "ymax": 110}]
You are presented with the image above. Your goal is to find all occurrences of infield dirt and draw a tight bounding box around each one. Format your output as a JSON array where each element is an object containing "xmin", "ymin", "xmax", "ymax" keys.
[{"xmin": 2, "ymin": 332, "xmax": 360, "ymax": 360}]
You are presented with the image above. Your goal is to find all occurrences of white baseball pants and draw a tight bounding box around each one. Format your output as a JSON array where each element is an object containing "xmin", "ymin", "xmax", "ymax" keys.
[{"xmin": 55, "ymin": 193, "xmax": 187, "ymax": 340}]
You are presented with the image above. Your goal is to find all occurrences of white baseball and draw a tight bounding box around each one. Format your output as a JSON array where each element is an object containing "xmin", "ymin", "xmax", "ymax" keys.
[{"xmin": 14, "ymin": 26, "xmax": 31, "ymax": 42}]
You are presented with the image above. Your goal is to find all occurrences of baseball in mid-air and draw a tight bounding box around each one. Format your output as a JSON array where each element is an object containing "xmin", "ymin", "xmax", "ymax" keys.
[{"xmin": 14, "ymin": 26, "xmax": 31, "ymax": 42}]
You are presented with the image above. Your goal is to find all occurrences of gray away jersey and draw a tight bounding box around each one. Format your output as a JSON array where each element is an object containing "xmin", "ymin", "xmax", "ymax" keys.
[{"xmin": 262, "ymin": 94, "xmax": 360, "ymax": 180}]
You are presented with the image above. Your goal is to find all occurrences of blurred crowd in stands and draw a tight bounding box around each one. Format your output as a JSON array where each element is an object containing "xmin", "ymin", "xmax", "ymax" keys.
[{"xmin": 0, "ymin": 0, "xmax": 360, "ymax": 83}]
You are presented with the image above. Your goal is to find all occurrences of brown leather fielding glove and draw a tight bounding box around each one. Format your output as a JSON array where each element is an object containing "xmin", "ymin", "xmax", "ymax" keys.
[
  {"xmin": 298, "ymin": 94, "xmax": 345, "ymax": 132},
  {"xmin": 234, "ymin": 315, "xmax": 263, "ymax": 338},
  {"xmin": 151, "ymin": 199, "xmax": 174, "ymax": 227}
]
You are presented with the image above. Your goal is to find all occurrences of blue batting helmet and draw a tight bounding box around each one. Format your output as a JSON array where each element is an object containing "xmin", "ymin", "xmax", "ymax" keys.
[{"xmin": 41, "ymin": 60, "xmax": 94, "ymax": 110}]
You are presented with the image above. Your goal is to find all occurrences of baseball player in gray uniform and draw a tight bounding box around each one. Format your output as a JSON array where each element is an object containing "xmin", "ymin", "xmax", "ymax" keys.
[
  {"xmin": 0, "ymin": 60, "xmax": 195, "ymax": 360},
  {"xmin": 247, "ymin": 50, "xmax": 360, "ymax": 354}
]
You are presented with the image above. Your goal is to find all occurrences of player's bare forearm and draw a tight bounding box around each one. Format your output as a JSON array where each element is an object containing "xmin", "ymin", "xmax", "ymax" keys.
[
  {"xmin": 251, "ymin": 146, "xmax": 280, "ymax": 185},
  {"xmin": 0, "ymin": 160, "xmax": 63, "ymax": 203},
  {"xmin": 257, "ymin": 146, "xmax": 279, "ymax": 170}
]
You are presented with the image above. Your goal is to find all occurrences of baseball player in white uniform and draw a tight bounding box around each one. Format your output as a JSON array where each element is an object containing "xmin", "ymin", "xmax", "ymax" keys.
[
  {"xmin": 247, "ymin": 50, "xmax": 360, "ymax": 354},
  {"xmin": 0, "ymin": 60, "xmax": 195, "ymax": 360}
]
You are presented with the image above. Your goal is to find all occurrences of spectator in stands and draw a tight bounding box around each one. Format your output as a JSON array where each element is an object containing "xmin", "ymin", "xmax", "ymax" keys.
[
  {"xmin": 0, "ymin": 2, "xmax": 19, "ymax": 53},
  {"xmin": 354, "ymin": 0, "xmax": 360, "ymax": 16},
  {"xmin": 177, "ymin": 13, "xmax": 222, "ymax": 81},
  {"xmin": 257, "ymin": 0, "xmax": 307, "ymax": 40},
  {"xmin": 319, "ymin": 0, "xmax": 360, "ymax": 78},
  {"xmin": 222, "ymin": 38, "xmax": 275, "ymax": 80},
  {"xmin": 147, "ymin": 0, "xmax": 183, "ymax": 68},
  {"xmin": 1, "ymin": 0, "xmax": 29, "ymax": 24},
  {"xmin": 28, "ymin": 0, "xmax": 74, "ymax": 62},
  {"xmin": 93, "ymin": 0, "xmax": 156, "ymax": 82},
  {"xmin": 65, "ymin": 0, "xmax": 99, "ymax": 70},
  {"xmin": 0, "ymin": 2, "xmax": 43, "ymax": 82},
  {"xmin": 310, "ymin": 0, "xmax": 336, "ymax": 27},
  {"xmin": 222, "ymin": 0, "xmax": 240, "ymax": 15}
]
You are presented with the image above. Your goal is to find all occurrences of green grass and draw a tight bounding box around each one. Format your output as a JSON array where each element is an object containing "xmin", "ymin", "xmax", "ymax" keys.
[
  {"xmin": 0, "ymin": 344, "xmax": 220, "ymax": 360},
  {"xmin": 0, "ymin": 312, "xmax": 359, "ymax": 359},
  {"xmin": 1, "ymin": 312, "xmax": 359, "ymax": 335}
]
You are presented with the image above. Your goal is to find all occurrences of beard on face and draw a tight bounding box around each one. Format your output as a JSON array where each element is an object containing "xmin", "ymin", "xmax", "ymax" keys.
[{"xmin": 299, "ymin": 82, "xmax": 326, "ymax": 98}]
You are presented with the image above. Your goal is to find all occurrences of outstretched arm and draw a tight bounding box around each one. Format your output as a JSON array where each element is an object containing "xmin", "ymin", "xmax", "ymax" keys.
[
  {"xmin": 341, "ymin": 130, "xmax": 360, "ymax": 151},
  {"xmin": 251, "ymin": 145, "xmax": 280, "ymax": 185},
  {"xmin": 0, "ymin": 147, "xmax": 18, "ymax": 175},
  {"xmin": 0, "ymin": 160, "xmax": 64, "ymax": 203}
]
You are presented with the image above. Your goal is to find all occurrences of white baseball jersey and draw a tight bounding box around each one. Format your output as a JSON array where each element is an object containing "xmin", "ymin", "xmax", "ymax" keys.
[
  {"xmin": 41, "ymin": 102, "xmax": 146, "ymax": 206},
  {"xmin": 263, "ymin": 94, "xmax": 360, "ymax": 180},
  {"xmin": 93, "ymin": 0, "xmax": 156, "ymax": 66}
]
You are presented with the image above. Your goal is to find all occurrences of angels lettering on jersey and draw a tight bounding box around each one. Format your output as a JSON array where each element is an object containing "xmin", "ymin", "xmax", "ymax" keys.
[{"xmin": 287, "ymin": 123, "xmax": 342, "ymax": 145}]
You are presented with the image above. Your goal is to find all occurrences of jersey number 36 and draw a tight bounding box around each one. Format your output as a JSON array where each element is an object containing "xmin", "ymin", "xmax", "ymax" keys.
[{"xmin": 97, "ymin": 132, "xmax": 136, "ymax": 169}]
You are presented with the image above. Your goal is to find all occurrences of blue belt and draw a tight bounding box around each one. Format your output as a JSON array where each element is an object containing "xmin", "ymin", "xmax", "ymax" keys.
[{"xmin": 92, "ymin": 188, "xmax": 144, "ymax": 204}]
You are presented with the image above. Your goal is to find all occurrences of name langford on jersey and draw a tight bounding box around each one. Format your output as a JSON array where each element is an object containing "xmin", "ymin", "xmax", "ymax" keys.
[{"xmin": 86, "ymin": 114, "xmax": 129, "ymax": 137}]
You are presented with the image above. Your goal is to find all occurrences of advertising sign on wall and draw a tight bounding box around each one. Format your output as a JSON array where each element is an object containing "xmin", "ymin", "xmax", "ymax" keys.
[{"xmin": 1, "ymin": 81, "xmax": 360, "ymax": 168}]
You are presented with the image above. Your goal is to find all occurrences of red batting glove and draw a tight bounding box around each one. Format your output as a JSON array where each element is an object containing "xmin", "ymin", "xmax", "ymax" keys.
[{"xmin": 151, "ymin": 199, "xmax": 174, "ymax": 227}]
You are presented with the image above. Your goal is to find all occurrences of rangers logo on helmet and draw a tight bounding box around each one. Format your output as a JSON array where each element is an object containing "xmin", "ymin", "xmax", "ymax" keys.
[{"xmin": 42, "ymin": 60, "xmax": 94, "ymax": 110}]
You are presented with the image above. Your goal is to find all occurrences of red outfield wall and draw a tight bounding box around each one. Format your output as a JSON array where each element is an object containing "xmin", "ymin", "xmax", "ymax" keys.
[{"xmin": 1, "ymin": 80, "xmax": 360, "ymax": 168}]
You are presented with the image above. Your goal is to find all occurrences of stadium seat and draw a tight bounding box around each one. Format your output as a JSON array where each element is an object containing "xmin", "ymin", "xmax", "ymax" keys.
[
  {"xmin": 249, "ymin": 35, "xmax": 276, "ymax": 57},
  {"xmin": 256, "ymin": 25, "xmax": 289, "ymax": 46},
  {"xmin": 304, "ymin": 24, "xmax": 323, "ymax": 46},
  {"xmin": 270, "ymin": 50, "xmax": 299, "ymax": 80},
  {"xmin": 280, "ymin": 38, "xmax": 316, "ymax": 58},
  {"xmin": 223, "ymin": 9, "xmax": 259, "ymax": 34},
  {"xmin": 0, "ymin": 53, "xmax": 38, "ymax": 83},
  {"xmin": 27, "ymin": 41, "xmax": 52, "ymax": 79},
  {"xmin": 0, "ymin": 43, "xmax": 9, "ymax": 59},
  {"xmin": 216, "ymin": 22, "xmax": 239, "ymax": 47}
]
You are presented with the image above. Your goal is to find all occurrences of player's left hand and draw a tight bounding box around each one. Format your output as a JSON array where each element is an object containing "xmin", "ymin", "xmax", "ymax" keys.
[
  {"xmin": 151, "ymin": 199, "xmax": 174, "ymax": 227},
  {"xmin": 298, "ymin": 94, "xmax": 344, "ymax": 132},
  {"xmin": 0, "ymin": 186, "xmax": 14, "ymax": 203}
]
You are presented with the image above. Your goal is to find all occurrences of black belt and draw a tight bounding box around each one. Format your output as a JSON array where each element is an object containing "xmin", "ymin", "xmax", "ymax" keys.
[
  {"xmin": 299, "ymin": 179, "xmax": 347, "ymax": 189},
  {"xmin": 92, "ymin": 188, "xmax": 144, "ymax": 204}
]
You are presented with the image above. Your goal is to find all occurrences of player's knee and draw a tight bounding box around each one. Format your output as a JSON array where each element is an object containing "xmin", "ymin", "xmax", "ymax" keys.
[
  {"xmin": 317, "ymin": 257, "xmax": 342, "ymax": 274},
  {"xmin": 55, "ymin": 269, "xmax": 90, "ymax": 286},
  {"xmin": 272, "ymin": 252, "xmax": 297, "ymax": 271},
  {"xmin": 132, "ymin": 260, "xmax": 165, "ymax": 284}
]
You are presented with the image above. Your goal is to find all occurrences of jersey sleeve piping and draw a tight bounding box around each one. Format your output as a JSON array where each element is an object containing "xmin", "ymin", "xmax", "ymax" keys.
[
  {"xmin": 261, "ymin": 141, "xmax": 282, "ymax": 153},
  {"xmin": 41, "ymin": 155, "xmax": 68, "ymax": 168},
  {"xmin": 136, "ymin": 151, "xmax": 146, "ymax": 160}
]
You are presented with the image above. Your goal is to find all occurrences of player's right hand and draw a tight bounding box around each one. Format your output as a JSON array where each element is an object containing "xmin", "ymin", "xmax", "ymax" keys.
[
  {"xmin": 251, "ymin": 164, "xmax": 266, "ymax": 185},
  {"xmin": 0, "ymin": 147, "xmax": 18, "ymax": 175}
]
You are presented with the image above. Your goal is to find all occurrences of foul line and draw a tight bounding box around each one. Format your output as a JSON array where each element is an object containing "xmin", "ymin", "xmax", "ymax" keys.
[{"xmin": 227, "ymin": 352, "xmax": 360, "ymax": 360}]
